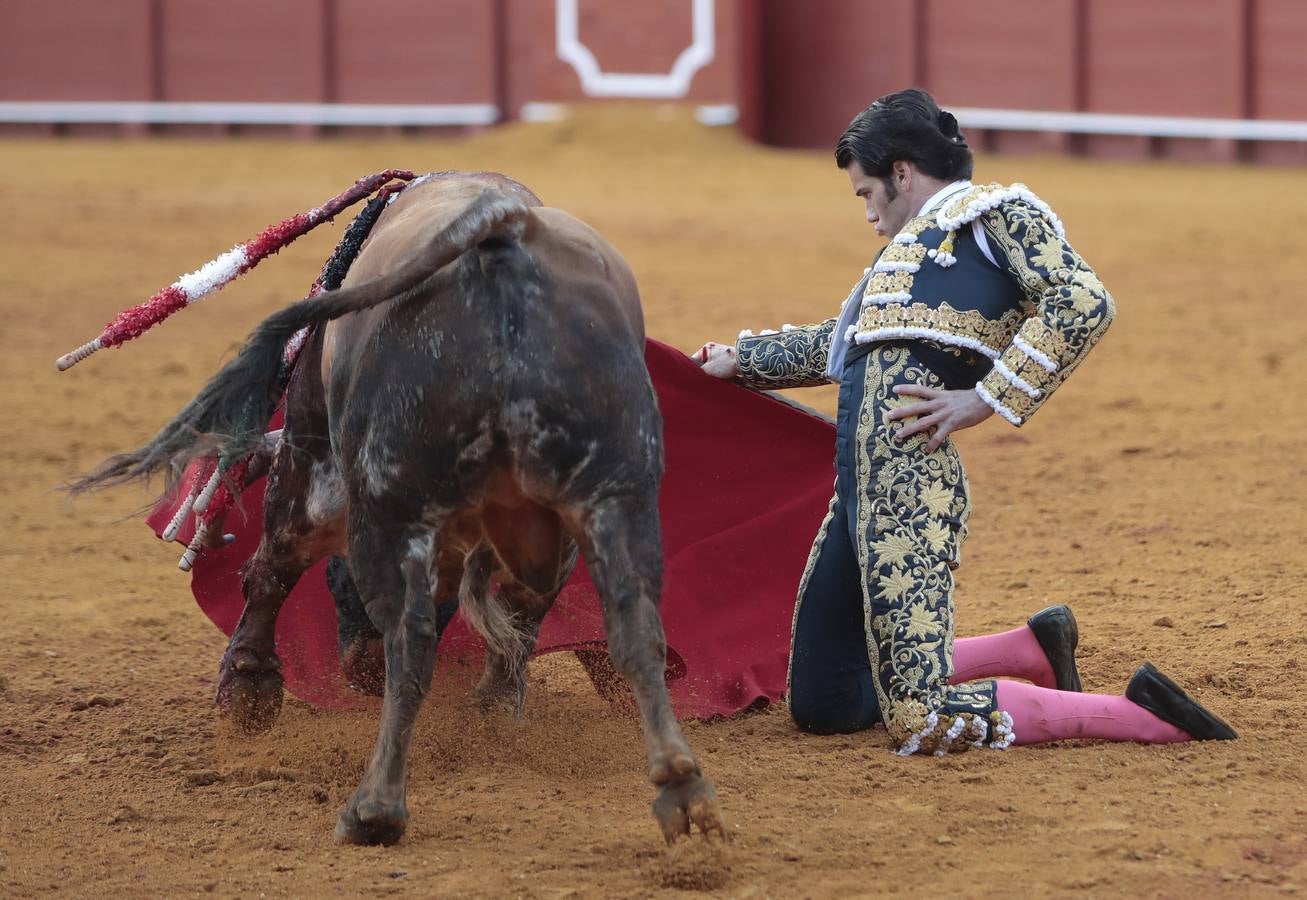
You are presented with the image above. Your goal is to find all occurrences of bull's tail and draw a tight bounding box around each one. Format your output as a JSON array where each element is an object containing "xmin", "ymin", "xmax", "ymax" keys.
[
  {"xmin": 457, "ymin": 543, "xmax": 530, "ymax": 682},
  {"xmin": 70, "ymin": 188, "xmax": 534, "ymax": 497}
]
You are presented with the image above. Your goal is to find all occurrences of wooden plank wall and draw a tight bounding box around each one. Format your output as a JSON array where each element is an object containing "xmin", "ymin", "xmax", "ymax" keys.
[{"xmin": 744, "ymin": 0, "xmax": 1307, "ymax": 162}]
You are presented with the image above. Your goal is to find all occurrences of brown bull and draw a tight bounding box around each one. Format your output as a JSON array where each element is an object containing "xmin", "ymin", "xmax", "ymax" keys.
[{"xmin": 75, "ymin": 172, "xmax": 724, "ymax": 846}]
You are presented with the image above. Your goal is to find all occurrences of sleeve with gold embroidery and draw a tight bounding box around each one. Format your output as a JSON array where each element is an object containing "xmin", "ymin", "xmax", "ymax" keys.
[
  {"xmin": 733, "ymin": 318, "xmax": 837, "ymax": 389},
  {"xmin": 976, "ymin": 200, "xmax": 1115, "ymax": 425}
]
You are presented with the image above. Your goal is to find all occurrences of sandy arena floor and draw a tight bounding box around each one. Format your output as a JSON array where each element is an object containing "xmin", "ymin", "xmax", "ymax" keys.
[{"xmin": 1, "ymin": 109, "xmax": 1305, "ymax": 898}]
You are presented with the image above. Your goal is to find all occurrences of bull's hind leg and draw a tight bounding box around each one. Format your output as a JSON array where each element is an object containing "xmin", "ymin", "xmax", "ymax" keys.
[
  {"xmin": 327, "ymin": 556, "xmax": 386, "ymax": 696},
  {"xmin": 579, "ymin": 493, "xmax": 725, "ymax": 843},
  {"xmin": 335, "ymin": 519, "xmax": 442, "ymax": 846},
  {"xmin": 217, "ymin": 444, "xmax": 344, "ymax": 733},
  {"xmin": 329, "ymin": 555, "xmax": 461, "ymax": 696}
]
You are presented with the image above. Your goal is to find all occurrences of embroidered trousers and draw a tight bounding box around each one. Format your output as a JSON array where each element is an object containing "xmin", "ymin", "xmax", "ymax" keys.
[{"xmin": 787, "ymin": 343, "xmax": 1009, "ymax": 754}]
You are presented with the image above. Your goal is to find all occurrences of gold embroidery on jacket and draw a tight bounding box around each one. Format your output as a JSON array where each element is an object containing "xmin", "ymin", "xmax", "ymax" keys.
[
  {"xmin": 735, "ymin": 319, "xmax": 836, "ymax": 389},
  {"xmin": 878, "ymin": 241, "xmax": 929, "ymax": 267},
  {"xmin": 864, "ymin": 270, "xmax": 915, "ymax": 297},
  {"xmin": 852, "ymin": 346, "xmax": 1000, "ymax": 755},
  {"xmin": 853, "ymin": 301, "xmax": 1026, "ymax": 357},
  {"xmin": 862, "ymin": 217, "xmax": 935, "ymax": 303},
  {"xmin": 978, "ymin": 201, "xmax": 1115, "ymax": 423}
]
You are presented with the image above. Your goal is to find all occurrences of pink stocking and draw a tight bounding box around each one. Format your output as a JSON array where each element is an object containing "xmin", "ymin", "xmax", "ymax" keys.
[
  {"xmin": 996, "ymin": 680, "xmax": 1191, "ymax": 745},
  {"xmin": 951, "ymin": 625, "xmax": 1056, "ymax": 688}
]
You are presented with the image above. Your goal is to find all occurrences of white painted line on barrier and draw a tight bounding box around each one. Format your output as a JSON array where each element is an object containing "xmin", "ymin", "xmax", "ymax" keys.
[
  {"xmin": 695, "ymin": 104, "xmax": 739, "ymax": 126},
  {"xmin": 555, "ymin": 0, "xmax": 715, "ymax": 99},
  {"xmin": 519, "ymin": 102, "xmax": 567, "ymax": 123},
  {"xmin": 953, "ymin": 107, "xmax": 1307, "ymax": 142},
  {"xmin": 518, "ymin": 102, "xmax": 739, "ymax": 126},
  {"xmin": 4, "ymin": 101, "xmax": 1304, "ymax": 142},
  {"xmin": 0, "ymin": 102, "xmax": 501, "ymax": 126}
]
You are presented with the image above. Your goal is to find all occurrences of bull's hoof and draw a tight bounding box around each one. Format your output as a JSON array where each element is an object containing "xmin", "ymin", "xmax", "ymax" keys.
[
  {"xmin": 335, "ymin": 797, "xmax": 409, "ymax": 846},
  {"xmin": 650, "ymin": 755, "xmax": 725, "ymax": 844},
  {"xmin": 340, "ymin": 635, "xmax": 386, "ymax": 696},
  {"xmin": 216, "ymin": 647, "xmax": 284, "ymax": 734},
  {"xmin": 474, "ymin": 670, "xmax": 527, "ymax": 718},
  {"xmin": 475, "ymin": 685, "xmax": 519, "ymax": 716}
]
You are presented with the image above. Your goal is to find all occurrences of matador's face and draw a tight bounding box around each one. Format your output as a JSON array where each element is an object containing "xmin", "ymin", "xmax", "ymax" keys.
[{"xmin": 845, "ymin": 160, "xmax": 912, "ymax": 238}]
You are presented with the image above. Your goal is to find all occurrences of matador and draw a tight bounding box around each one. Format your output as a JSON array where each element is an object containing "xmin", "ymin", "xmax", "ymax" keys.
[{"xmin": 695, "ymin": 89, "xmax": 1235, "ymax": 754}]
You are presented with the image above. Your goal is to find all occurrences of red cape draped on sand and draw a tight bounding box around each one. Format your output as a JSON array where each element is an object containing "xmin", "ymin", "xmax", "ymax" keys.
[{"xmin": 146, "ymin": 339, "xmax": 836, "ymax": 720}]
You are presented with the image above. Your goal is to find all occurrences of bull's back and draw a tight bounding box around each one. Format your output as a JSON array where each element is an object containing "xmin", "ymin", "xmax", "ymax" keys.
[
  {"xmin": 504, "ymin": 208, "xmax": 660, "ymax": 499},
  {"xmin": 323, "ymin": 187, "xmax": 658, "ymax": 508}
]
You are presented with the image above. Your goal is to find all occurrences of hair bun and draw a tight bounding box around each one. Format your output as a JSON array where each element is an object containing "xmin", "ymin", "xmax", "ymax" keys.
[{"xmin": 937, "ymin": 110, "xmax": 960, "ymax": 138}]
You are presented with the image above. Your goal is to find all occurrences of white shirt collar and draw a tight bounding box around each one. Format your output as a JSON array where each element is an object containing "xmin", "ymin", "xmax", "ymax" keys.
[{"xmin": 916, "ymin": 180, "xmax": 972, "ymax": 218}]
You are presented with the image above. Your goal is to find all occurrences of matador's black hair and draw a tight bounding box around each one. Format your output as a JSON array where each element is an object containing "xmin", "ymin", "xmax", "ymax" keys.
[{"xmin": 835, "ymin": 88, "xmax": 973, "ymax": 181}]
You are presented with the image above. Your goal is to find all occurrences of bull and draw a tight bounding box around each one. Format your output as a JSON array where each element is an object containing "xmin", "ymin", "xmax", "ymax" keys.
[{"xmin": 74, "ymin": 172, "xmax": 725, "ymax": 846}]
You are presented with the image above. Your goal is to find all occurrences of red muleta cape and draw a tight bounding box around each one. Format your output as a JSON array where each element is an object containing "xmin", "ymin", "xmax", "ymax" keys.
[{"xmin": 147, "ymin": 340, "xmax": 836, "ymax": 720}]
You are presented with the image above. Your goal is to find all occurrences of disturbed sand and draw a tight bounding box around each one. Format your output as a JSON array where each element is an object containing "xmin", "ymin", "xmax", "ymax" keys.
[{"xmin": 1, "ymin": 109, "xmax": 1305, "ymax": 897}]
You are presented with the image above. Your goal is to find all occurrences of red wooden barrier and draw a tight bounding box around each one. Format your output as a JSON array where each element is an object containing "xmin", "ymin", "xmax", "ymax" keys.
[
  {"xmin": 1250, "ymin": 0, "xmax": 1307, "ymax": 162},
  {"xmin": 741, "ymin": 0, "xmax": 1307, "ymax": 162},
  {"xmin": 0, "ymin": 0, "xmax": 154, "ymax": 101},
  {"xmin": 159, "ymin": 0, "xmax": 328, "ymax": 102},
  {"xmin": 2, "ymin": 0, "xmax": 1305, "ymax": 160},
  {"xmin": 331, "ymin": 0, "xmax": 497, "ymax": 105}
]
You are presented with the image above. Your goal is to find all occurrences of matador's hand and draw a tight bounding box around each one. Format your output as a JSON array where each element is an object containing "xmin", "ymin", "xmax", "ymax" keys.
[
  {"xmin": 888, "ymin": 384, "xmax": 994, "ymax": 452},
  {"xmin": 691, "ymin": 341, "xmax": 739, "ymax": 379}
]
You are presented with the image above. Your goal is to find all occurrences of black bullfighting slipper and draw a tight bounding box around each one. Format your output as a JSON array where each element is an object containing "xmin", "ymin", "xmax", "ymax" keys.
[
  {"xmin": 1125, "ymin": 662, "xmax": 1238, "ymax": 740},
  {"xmin": 1027, "ymin": 604, "xmax": 1083, "ymax": 693}
]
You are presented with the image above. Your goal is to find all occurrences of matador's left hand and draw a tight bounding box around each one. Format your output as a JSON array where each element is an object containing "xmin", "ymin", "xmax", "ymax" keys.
[{"xmin": 887, "ymin": 384, "xmax": 994, "ymax": 452}]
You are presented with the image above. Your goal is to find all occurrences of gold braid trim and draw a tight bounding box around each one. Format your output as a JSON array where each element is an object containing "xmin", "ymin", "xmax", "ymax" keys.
[
  {"xmin": 863, "ymin": 269, "xmax": 915, "ymax": 298},
  {"xmin": 939, "ymin": 182, "xmax": 1066, "ymax": 238},
  {"xmin": 852, "ymin": 346, "xmax": 1003, "ymax": 754},
  {"xmin": 852, "ymin": 301, "xmax": 1027, "ymax": 358},
  {"xmin": 877, "ymin": 241, "xmax": 929, "ymax": 267},
  {"xmin": 862, "ymin": 217, "xmax": 935, "ymax": 303},
  {"xmin": 853, "ymin": 348, "xmax": 908, "ymax": 729}
]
